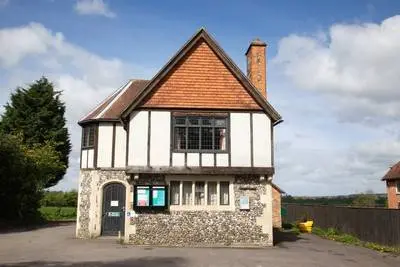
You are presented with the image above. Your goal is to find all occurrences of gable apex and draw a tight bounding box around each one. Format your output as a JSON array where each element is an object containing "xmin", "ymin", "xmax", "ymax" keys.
[{"xmin": 120, "ymin": 29, "xmax": 282, "ymax": 124}]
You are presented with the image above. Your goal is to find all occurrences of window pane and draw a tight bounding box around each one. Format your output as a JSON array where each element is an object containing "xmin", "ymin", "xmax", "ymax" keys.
[
  {"xmin": 220, "ymin": 182, "xmax": 229, "ymax": 205},
  {"xmin": 175, "ymin": 116, "xmax": 186, "ymax": 125},
  {"xmin": 207, "ymin": 182, "xmax": 217, "ymax": 205},
  {"xmin": 214, "ymin": 128, "xmax": 226, "ymax": 150},
  {"xmin": 82, "ymin": 128, "xmax": 88, "ymax": 147},
  {"xmin": 201, "ymin": 117, "xmax": 213, "ymax": 126},
  {"xmin": 182, "ymin": 181, "xmax": 192, "ymax": 205},
  {"xmin": 88, "ymin": 127, "xmax": 95, "ymax": 147},
  {"xmin": 174, "ymin": 127, "xmax": 186, "ymax": 150},
  {"xmin": 201, "ymin": 128, "xmax": 213, "ymax": 150},
  {"xmin": 194, "ymin": 182, "xmax": 205, "ymax": 205},
  {"xmin": 397, "ymin": 182, "xmax": 400, "ymax": 193},
  {"xmin": 188, "ymin": 118, "xmax": 199, "ymax": 125},
  {"xmin": 187, "ymin": 127, "xmax": 200, "ymax": 149},
  {"xmin": 215, "ymin": 118, "xmax": 226, "ymax": 127},
  {"xmin": 170, "ymin": 181, "xmax": 180, "ymax": 205}
]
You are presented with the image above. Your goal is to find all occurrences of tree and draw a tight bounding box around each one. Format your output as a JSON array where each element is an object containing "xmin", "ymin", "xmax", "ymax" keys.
[
  {"xmin": 351, "ymin": 194, "xmax": 377, "ymax": 207},
  {"xmin": 0, "ymin": 77, "xmax": 71, "ymax": 187},
  {"xmin": 0, "ymin": 134, "xmax": 63, "ymax": 221}
]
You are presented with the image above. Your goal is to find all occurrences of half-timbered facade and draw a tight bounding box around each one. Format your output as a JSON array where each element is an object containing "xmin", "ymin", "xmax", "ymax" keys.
[{"xmin": 76, "ymin": 29, "xmax": 282, "ymax": 246}]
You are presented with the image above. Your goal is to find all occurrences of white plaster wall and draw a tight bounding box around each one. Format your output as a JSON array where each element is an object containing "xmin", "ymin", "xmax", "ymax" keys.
[
  {"xmin": 230, "ymin": 113, "xmax": 251, "ymax": 167},
  {"xmin": 252, "ymin": 113, "xmax": 272, "ymax": 167},
  {"xmin": 187, "ymin": 153, "xmax": 199, "ymax": 167},
  {"xmin": 87, "ymin": 149, "xmax": 94, "ymax": 168},
  {"xmin": 172, "ymin": 153, "xmax": 185, "ymax": 166},
  {"xmin": 81, "ymin": 150, "xmax": 88, "ymax": 168},
  {"xmin": 128, "ymin": 111, "xmax": 148, "ymax": 166},
  {"xmin": 150, "ymin": 111, "xmax": 171, "ymax": 166},
  {"xmin": 114, "ymin": 124, "xmax": 127, "ymax": 168},
  {"xmin": 201, "ymin": 153, "xmax": 214, "ymax": 167},
  {"xmin": 97, "ymin": 123, "xmax": 113, "ymax": 168},
  {"xmin": 216, "ymin": 153, "xmax": 229, "ymax": 167}
]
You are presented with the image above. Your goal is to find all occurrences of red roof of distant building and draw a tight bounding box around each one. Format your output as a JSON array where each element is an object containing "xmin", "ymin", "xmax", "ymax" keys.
[{"xmin": 382, "ymin": 161, "xmax": 400, "ymax": 181}]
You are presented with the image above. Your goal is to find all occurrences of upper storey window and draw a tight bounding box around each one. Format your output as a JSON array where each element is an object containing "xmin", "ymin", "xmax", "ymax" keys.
[
  {"xmin": 82, "ymin": 125, "xmax": 96, "ymax": 148},
  {"xmin": 173, "ymin": 115, "xmax": 228, "ymax": 152}
]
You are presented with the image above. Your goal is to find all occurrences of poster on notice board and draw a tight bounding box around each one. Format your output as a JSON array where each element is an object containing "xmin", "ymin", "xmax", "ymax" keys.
[{"xmin": 136, "ymin": 186, "xmax": 150, "ymax": 206}]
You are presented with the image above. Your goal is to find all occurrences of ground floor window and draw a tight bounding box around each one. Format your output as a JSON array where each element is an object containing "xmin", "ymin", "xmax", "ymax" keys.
[{"xmin": 169, "ymin": 180, "xmax": 231, "ymax": 206}]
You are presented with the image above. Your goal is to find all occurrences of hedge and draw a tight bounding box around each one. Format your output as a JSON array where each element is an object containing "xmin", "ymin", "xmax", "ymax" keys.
[{"xmin": 39, "ymin": 206, "xmax": 76, "ymax": 221}]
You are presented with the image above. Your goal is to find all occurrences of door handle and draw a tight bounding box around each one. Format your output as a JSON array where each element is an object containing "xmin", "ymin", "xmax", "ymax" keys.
[{"xmin": 121, "ymin": 206, "xmax": 125, "ymax": 212}]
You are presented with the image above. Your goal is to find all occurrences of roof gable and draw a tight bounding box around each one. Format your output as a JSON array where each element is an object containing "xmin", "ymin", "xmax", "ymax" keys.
[
  {"xmin": 120, "ymin": 29, "xmax": 282, "ymax": 124},
  {"xmin": 141, "ymin": 39, "xmax": 262, "ymax": 110}
]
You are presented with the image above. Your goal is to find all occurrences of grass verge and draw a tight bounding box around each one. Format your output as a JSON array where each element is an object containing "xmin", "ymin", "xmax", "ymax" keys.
[{"xmin": 312, "ymin": 227, "xmax": 400, "ymax": 254}]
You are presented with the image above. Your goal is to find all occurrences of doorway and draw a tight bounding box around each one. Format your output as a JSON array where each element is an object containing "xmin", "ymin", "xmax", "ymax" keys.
[{"xmin": 101, "ymin": 183, "xmax": 126, "ymax": 236}]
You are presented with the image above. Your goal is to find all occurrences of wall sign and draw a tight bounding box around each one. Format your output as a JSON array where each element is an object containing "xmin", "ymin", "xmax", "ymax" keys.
[
  {"xmin": 110, "ymin": 200, "xmax": 119, "ymax": 207},
  {"xmin": 108, "ymin": 212, "xmax": 120, "ymax": 217},
  {"xmin": 240, "ymin": 196, "xmax": 250, "ymax": 210}
]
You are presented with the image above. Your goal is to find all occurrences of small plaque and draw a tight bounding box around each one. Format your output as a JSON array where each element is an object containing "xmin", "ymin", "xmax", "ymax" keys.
[
  {"xmin": 110, "ymin": 200, "xmax": 119, "ymax": 207},
  {"xmin": 240, "ymin": 196, "xmax": 249, "ymax": 210},
  {"xmin": 108, "ymin": 212, "xmax": 120, "ymax": 217}
]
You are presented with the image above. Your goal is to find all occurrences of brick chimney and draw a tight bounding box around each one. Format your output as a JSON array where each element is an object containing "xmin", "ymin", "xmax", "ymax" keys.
[{"xmin": 245, "ymin": 38, "xmax": 267, "ymax": 98}]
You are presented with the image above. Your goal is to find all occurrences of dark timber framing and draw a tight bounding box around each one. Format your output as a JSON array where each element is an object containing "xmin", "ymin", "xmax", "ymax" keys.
[
  {"xmin": 169, "ymin": 112, "xmax": 173, "ymax": 167},
  {"xmin": 125, "ymin": 116, "xmax": 130, "ymax": 166},
  {"xmin": 111, "ymin": 122, "xmax": 116, "ymax": 168},
  {"xmin": 94, "ymin": 124, "xmax": 99, "ymax": 168},
  {"xmin": 250, "ymin": 112, "xmax": 254, "ymax": 167},
  {"xmin": 228, "ymin": 113, "xmax": 231, "ymax": 167},
  {"xmin": 147, "ymin": 111, "xmax": 151, "ymax": 167},
  {"xmin": 126, "ymin": 166, "xmax": 274, "ymax": 176}
]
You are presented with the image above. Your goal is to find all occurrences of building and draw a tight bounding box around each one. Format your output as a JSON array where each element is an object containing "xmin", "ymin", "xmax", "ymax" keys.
[
  {"xmin": 76, "ymin": 28, "xmax": 283, "ymax": 246},
  {"xmin": 382, "ymin": 161, "xmax": 400, "ymax": 209}
]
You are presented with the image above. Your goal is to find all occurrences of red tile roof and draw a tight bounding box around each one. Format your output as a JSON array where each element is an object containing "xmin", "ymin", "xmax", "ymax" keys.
[
  {"xmin": 382, "ymin": 161, "xmax": 400, "ymax": 181},
  {"xmin": 79, "ymin": 79, "xmax": 149, "ymax": 124}
]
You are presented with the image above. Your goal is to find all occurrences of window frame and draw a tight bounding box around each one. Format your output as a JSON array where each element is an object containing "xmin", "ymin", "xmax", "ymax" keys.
[
  {"xmin": 396, "ymin": 181, "xmax": 400, "ymax": 194},
  {"xmin": 166, "ymin": 177, "xmax": 234, "ymax": 211},
  {"xmin": 82, "ymin": 125, "xmax": 96, "ymax": 149},
  {"xmin": 172, "ymin": 115, "xmax": 229, "ymax": 153}
]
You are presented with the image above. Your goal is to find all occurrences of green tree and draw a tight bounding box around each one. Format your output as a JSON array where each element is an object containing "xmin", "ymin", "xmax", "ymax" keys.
[
  {"xmin": 351, "ymin": 194, "xmax": 377, "ymax": 207},
  {"xmin": 0, "ymin": 77, "xmax": 71, "ymax": 187},
  {"xmin": 0, "ymin": 134, "xmax": 63, "ymax": 221}
]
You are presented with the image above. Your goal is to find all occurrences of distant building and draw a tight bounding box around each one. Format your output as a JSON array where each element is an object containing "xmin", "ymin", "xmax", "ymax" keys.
[{"xmin": 381, "ymin": 161, "xmax": 400, "ymax": 209}]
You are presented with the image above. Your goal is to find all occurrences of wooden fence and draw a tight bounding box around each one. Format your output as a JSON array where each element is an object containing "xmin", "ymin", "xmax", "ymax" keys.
[{"xmin": 283, "ymin": 203, "xmax": 400, "ymax": 246}]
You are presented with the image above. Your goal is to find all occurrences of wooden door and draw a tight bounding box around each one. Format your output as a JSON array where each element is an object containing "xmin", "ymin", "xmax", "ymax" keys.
[{"xmin": 101, "ymin": 183, "xmax": 126, "ymax": 236}]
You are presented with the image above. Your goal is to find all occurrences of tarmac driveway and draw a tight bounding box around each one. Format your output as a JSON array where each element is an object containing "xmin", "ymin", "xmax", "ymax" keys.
[{"xmin": 0, "ymin": 223, "xmax": 399, "ymax": 267}]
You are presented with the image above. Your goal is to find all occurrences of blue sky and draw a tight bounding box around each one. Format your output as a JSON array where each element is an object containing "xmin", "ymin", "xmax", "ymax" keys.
[{"xmin": 1, "ymin": 0, "xmax": 400, "ymax": 195}]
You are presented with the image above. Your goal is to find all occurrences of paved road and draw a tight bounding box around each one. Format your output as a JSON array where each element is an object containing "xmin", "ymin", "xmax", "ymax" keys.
[{"xmin": 0, "ymin": 223, "xmax": 399, "ymax": 266}]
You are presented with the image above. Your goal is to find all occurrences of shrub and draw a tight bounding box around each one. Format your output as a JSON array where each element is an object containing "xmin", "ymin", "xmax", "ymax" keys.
[{"xmin": 39, "ymin": 206, "xmax": 76, "ymax": 221}]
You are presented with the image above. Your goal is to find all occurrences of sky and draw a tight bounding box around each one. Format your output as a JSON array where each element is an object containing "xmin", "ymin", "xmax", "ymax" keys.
[{"xmin": 1, "ymin": 0, "xmax": 400, "ymax": 196}]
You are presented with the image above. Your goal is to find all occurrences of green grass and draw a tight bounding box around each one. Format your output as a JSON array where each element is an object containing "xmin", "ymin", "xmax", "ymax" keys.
[
  {"xmin": 312, "ymin": 227, "xmax": 400, "ymax": 254},
  {"xmin": 39, "ymin": 206, "xmax": 76, "ymax": 221}
]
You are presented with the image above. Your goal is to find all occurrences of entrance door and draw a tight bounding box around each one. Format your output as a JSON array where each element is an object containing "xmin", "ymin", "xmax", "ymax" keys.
[{"xmin": 102, "ymin": 183, "xmax": 126, "ymax": 236}]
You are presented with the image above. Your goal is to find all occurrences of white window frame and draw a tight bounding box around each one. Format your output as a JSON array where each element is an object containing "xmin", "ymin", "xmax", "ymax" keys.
[{"xmin": 166, "ymin": 175, "xmax": 235, "ymax": 211}]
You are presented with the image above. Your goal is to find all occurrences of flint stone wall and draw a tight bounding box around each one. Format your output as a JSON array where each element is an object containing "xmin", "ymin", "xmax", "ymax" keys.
[
  {"xmin": 129, "ymin": 175, "xmax": 270, "ymax": 246},
  {"xmin": 76, "ymin": 170, "xmax": 130, "ymax": 239}
]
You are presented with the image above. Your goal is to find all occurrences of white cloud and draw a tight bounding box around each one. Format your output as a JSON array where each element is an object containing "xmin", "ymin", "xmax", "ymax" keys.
[
  {"xmin": 74, "ymin": 0, "xmax": 116, "ymax": 18},
  {"xmin": 0, "ymin": 22, "xmax": 153, "ymax": 190},
  {"xmin": 273, "ymin": 15, "xmax": 400, "ymax": 122}
]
